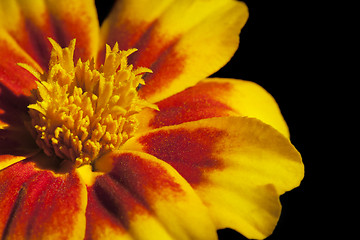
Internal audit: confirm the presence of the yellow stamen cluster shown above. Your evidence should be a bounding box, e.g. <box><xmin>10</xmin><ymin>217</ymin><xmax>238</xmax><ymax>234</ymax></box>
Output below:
<box><xmin>24</xmin><ymin>38</ymin><xmax>157</xmax><ymax>167</ymax></box>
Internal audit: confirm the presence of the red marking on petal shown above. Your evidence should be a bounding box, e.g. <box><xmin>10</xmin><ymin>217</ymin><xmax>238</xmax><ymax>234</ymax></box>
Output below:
<box><xmin>50</xmin><ymin>14</ymin><xmax>95</xmax><ymax>62</ymax></box>
<box><xmin>97</xmin><ymin>20</ymin><xmax>152</xmax><ymax>66</ymax></box>
<box><xmin>22</xmin><ymin>12</ymin><xmax>57</xmax><ymax>69</ymax></box>
<box><xmin>100</xmin><ymin>19</ymin><xmax>186</xmax><ymax>100</ymax></box>
<box><xmin>138</xmin><ymin>41</ymin><xmax>185</xmax><ymax>100</ymax></box>
<box><xmin>150</xmin><ymin>81</ymin><xmax>234</xmax><ymax>128</ymax></box>
<box><xmin>0</xmin><ymin>39</ymin><xmax>37</xmax><ymax>96</ymax></box>
<box><xmin>139</xmin><ymin>128</ymin><xmax>226</xmax><ymax>186</ymax></box>
<box><xmin>85</xmin><ymin>185</ymin><xmax>127</xmax><ymax>239</ymax></box>
<box><xmin>22</xmin><ymin>21</ymin><xmax>50</xmax><ymax>69</ymax></box>
<box><xmin>2</xmin><ymin>11</ymin><xmax>53</xmax><ymax>71</ymax></box>
<box><xmin>85</xmin><ymin>163</ymin><xmax>150</xmax><ymax>235</ymax></box>
<box><xmin>127</xmin><ymin>21</ymin><xmax>178</xmax><ymax>68</ymax></box>
<box><xmin>3</xmin><ymin>3</ymin><xmax>98</xmax><ymax>71</ymax></box>
<box><xmin>21</xmin><ymin>13</ymin><xmax>94</xmax><ymax>69</ymax></box>
<box><xmin>0</xmin><ymin>161</ymin><xmax>38</xmax><ymax>237</ymax></box>
<box><xmin>0</xmin><ymin>161</ymin><xmax>85</xmax><ymax>239</ymax></box>
<box><xmin>126</xmin><ymin>22</ymin><xmax>185</xmax><ymax>100</ymax></box>
<box><xmin>92</xmin><ymin>173</ymin><xmax>149</xmax><ymax>229</ymax></box>
<box><xmin>108</xmin><ymin>153</ymin><xmax>183</xmax><ymax>199</ymax></box>
<box><xmin>85</xmin><ymin>152</ymin><xmax>184</xmax><ymax>236</ymax></box>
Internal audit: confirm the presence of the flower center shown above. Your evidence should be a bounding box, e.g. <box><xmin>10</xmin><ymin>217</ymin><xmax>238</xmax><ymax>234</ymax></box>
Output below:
<box><xmin>22</xmin><ymin>38</ymin><xmax>157</xmax><ymax>167</ymax></box>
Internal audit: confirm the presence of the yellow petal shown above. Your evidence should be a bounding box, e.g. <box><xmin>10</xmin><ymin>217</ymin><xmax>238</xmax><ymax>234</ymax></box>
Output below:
<box><xmin>0</xmin><ymin>160</ymin><xmax>87</xmax><ymax>240</ymax></box>
<box><xmin>87</xmin><ymin>151</ymin><xmax>217</xmax><ymax>240</ymax></box>
<box><xmin>0</xmin><ymin>0</ymin><xmax>99</xmax><ymax>69</ymax></box>
<box><xmin>122</xmin><ymin>116</ymin><xmax>304</xmax><ymax>238</ymax></box>
<box><xmin>137</xmin><ymin>78</ymin><xmax>289</xmax><ymax>138</ymax></box>
<box><xmin>100</xmin><ymin>0</ymin><xmax>248</xmax><ymax>102</ymax></box>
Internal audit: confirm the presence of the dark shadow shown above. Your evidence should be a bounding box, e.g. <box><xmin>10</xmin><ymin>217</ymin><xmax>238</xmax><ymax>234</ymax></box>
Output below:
<box><xmin>0</xmin><ymin>82</ymin><xmax>30</xmax><ymax>126</ymax></box>
<box><xmin>0</xmin><ymin>83</ymin><xmax>38</xmax><ymax>157</ymax></box>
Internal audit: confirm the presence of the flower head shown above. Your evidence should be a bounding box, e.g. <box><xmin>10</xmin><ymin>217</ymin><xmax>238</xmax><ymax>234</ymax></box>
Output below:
<box><xmin>24</xmin><ymin>38</ymin><xmax>157</xmax><ymax>167</ymax></box>
<box><xmin>0</xmin><ymin>1</ymin><xmax>304</xmax><ymax>239</ymax></box>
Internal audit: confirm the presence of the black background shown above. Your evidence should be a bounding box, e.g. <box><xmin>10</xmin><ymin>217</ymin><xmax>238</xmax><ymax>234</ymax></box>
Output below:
<box><xmin>95</xmin><ymin>1</ymin><xmax>322</xmax><ymax>239</ymax></box>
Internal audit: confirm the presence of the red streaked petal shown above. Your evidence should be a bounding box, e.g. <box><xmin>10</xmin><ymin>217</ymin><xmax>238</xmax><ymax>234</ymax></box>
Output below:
<box><xmin>0</xmin><ymin>0</ymin><xmax>99</xmax><ymax>69</ymax></box>
<box><xmin>100</xmin><ymin>0</ymin><xmax>248</xmax><ymax>102</ymax></box>
<box><xmin>122</xmin><ymin>117</ymin><xmax>304</xmax><ymax>238</ymax></box>
<box><xmin>44</xmin><ymin>0</ymin><xmax>100</xmax><ymax>61</ymax></box>
<box><xmin>137</xmin><ymin>78</ymin><xmax>289</xmax><ymax>137</ymax></box>
<box><xmin>85</xmin><ymin>184</ymin><xmax>131</xmax><ymax>240</ymax></box>
<box><xmin>0</xmin><ymin>31</ymin><xmax>39</xmax><ymax>96</ymax></box>
<box><xmin>0</xmin><ymin>161</ymin><xmax>35</xmax><ymax>236</ymax></box>
<box><xmin>85</xmin><ymin>151</ymin><xmax>217</xmax><ymax>240</ymax></box>
<box><xmin>124</xmin><ymin>122</ymin><xmax>228</xmax><ymax>187</ymax></box>
<box><xmin>0</xmin><ymin>160</ymin><xmax>87</xmax><ymax>240</ymax></box>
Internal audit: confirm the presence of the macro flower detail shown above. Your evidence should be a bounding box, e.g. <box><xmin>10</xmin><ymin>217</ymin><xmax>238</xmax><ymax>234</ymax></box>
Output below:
<box><xmin>24</xmin><ymin>39</ymin><xmax>157</xmax><ymax>167</ymax></box>
<box><xmin>0</xmin><ymin>1</ymin><xmax>304</xmax><ymax>240</ymax></box>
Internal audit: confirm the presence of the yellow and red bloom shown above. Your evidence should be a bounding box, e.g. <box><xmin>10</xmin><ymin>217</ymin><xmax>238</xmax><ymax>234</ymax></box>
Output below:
<box><xmin>0</xmin><ymin>0</ymin><xmax>304</xmax><ymax>239</ymax></box>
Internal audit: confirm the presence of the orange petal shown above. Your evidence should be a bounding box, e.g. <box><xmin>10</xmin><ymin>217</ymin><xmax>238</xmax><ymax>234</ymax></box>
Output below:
<box><xmin>0</xmin><ymin>31</ymin><xmax>39</xmax><ymax>95</ymax></box>
<box><xmin>0</xmin><ymin>160</ymin><xmax>87</xmax><ymax>240</ymax></box>
<box><xmin>85</xmin><ymin>151</ymin><xmax>217</xmax><ymax>239</ymax></box>
<box><xmin>100</xmin><ymin>0</ymin><xmax>248</xmax><ymax>102</ymax></box>
<box><xmin>137</xmin><ymin>78</ymin><xmax>289</xmax><ymax>137</ymax></box>
<box><xmin>122</xmin><ymin>117</ymin><xmax>304</xmax><ymax>238</ymax></box>
<box><xmin>0</xmin><ymin>0</ymin><xmax>99</xmax><ymax>69</ymax></box>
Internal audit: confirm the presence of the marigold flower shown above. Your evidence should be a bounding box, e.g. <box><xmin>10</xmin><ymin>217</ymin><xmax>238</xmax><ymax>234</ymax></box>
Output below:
<box><xmin>0</xmin><ymin>1</ymin><xmax>304</xmax><ymax>240</ymax></box>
